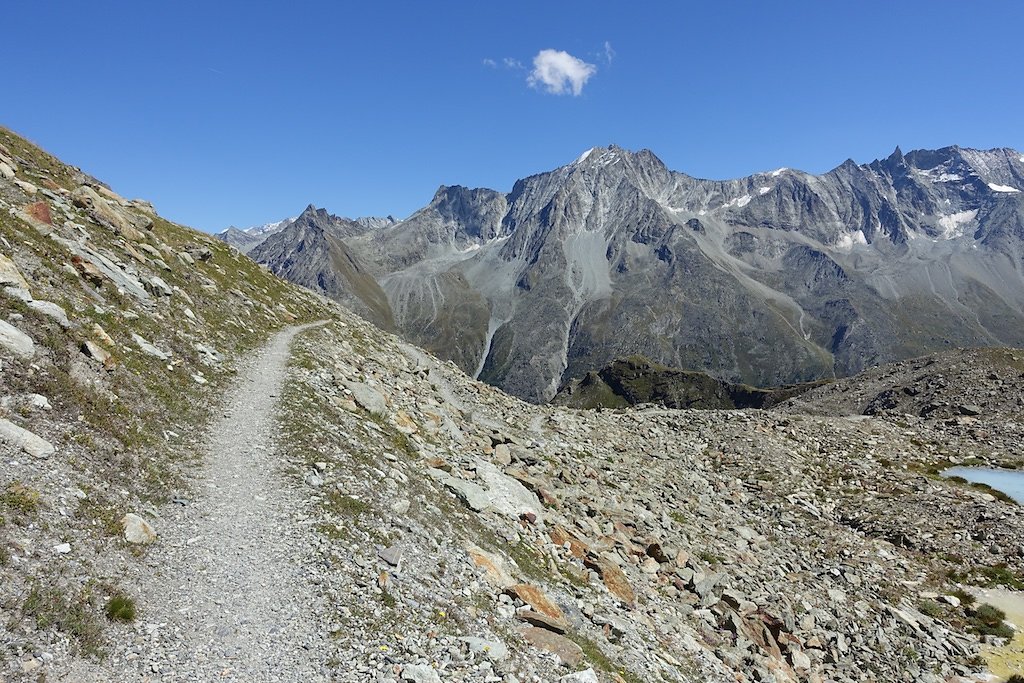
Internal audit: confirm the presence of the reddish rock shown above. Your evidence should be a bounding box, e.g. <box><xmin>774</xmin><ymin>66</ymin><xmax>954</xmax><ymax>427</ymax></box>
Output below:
<box><xmin>549</xmin><ymin>525</ymin><xmax>589</xmax><ymax>559</ymax></box>
<box><xmin>465</xmin><ymin>544</ymin><xmax>515</xmax><ymax>588</ymax></box>
<box><xmin>584</xmin><ymin>556</ymin><xmax>635</xmax><ymax>604</ymax></box>
<box><xmin>505</xmin><ymin>584</ymin><xmax>568</xmax><ymax>629</ymax></box>
<box><xmin>518</xmin><ymin>626</ymin><xmax>583</xmax><ymax>666</ymax></box>
<box><xmin>25</xmin><ymin>201</ymin><xmax>52</xmax><ymax>226</ymax></box>
<box><xmin>71</xmin><ymin>256</ymin><xmax>103</xmax><ymax>285</ymax></box>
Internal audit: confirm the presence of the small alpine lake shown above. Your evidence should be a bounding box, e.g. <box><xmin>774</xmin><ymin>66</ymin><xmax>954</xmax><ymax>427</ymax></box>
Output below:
<box><xmin>943</xmin><ymin>466</ymin><xmax>1024</xmax><ymax>504</ymax></box>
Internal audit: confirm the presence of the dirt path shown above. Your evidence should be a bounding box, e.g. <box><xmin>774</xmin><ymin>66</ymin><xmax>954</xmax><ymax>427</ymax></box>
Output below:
<box><xmin>71</xmin><ymin>324</ymin><xmax>329</xmax><ymax>682</ymax></box>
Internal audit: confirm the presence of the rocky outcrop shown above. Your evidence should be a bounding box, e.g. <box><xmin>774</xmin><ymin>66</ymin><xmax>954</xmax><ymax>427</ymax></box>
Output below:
<box><xmin>554</xmin><ymin>354</ymin><xmax>827</xmax><ymax>409</ymax></box>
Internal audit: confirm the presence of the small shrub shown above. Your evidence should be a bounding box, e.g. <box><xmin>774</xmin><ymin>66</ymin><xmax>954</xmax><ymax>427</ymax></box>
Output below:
<box><xmin>918</xmin><ymin>599</ymin><xmax>944</xmax><ymax>618</ymax></box>
<box><xmin>969</xmin><ymin>603</ymin><xmax>1014</xmax><ymax>639</ymax></box>
<box><xmin>104</xmin><ymin>594</ymin><xmax>136</xmax><ymax>622</ymax></box>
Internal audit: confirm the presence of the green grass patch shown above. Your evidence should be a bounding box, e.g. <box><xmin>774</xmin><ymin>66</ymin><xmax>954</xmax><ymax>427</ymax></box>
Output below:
<box><xmin>968</xmin><ymin>603</ymin><xmax>1014</xmax><ymax>639</ymax></box>
<box><xmin>104</xmin><ymin>593</ymin><xmax>136</xmax><ymax>622</ymax></box>
<box><xmin>21</xmin><ymin>583</ymin><xmax>106</xmax><ymax>657</ymax></box>
<box><xmin>2</xmin><ymin>482</ymin><xmax>43</xmax><ymax>518</ymax></box>
<box><xmin>565</xmin><ymin>632</ymin><xmax>645</xmax><ymax>683</ymax></box>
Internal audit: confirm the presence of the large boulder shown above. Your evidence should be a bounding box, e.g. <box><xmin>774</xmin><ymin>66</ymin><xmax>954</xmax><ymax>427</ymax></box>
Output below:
<box><xmin>0</xmin><ymin>418</ymin><xmax>55</xmax><ymax>458</ymax></box>
<box><xmin>71</xmin><ymin>185</ymin><xmax>146</xmax><ymax>241</ymax></box>
<box><xmin>0</xmin><ymin>254</ymin><xmax>29</xmax><ymax>289</ymax></box>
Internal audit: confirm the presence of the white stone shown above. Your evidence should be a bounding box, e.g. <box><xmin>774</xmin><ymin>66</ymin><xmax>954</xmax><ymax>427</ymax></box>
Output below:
<box><xmin>53</xmin><ymin>543</ymin><xmax>71</xmax><ymax>554</ymax></box>
<box><xmin>401</xmin><ymin>664</ymin><xmax>441</xmax><ymax>683</ymax></box>
<box><xmin>0</xmin><ymin>319</ymin><xmax>34</xmax><ymax>359</ymax></box>
<box><xmin>0</xmin><ymin>254</ymin><xmax>29</xmax><ymax>289</ymax></box>
<box><xmin>27</xmin><ymin>300</ymin><xmax>71</xmax><ymax>328</ymax></box>
<box><xmin>0</xmin><ymin>418</ymin><xmax>55</xmax><ymax>457</ymax></box>
<box><xmin>13</xmin><ymin>179</ymin><xmax>37</xmax><ymax>195</ymax></box>
<box><xmin>4</xmin><ymin>286</ymin><xmax>32</xmax><ymax>302</ymax></box>
<box><xmin>121</xmin><ymin>513</ymin><xmax>157</xmax><ymax>544</ymax></box>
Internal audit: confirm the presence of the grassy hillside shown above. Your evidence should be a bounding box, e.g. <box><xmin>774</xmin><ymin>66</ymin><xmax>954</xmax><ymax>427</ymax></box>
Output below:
<box><xmin>0</xmin><ymin>126</ymin><xmax>332</xmax><ymax>666</ymax></box>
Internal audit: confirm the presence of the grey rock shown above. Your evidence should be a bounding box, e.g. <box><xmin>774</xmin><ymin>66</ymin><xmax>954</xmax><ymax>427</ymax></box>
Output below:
<box><xmin>378</xmin><ymin>545</ymin><xmax>403</xmax><ymax>568</ymax></box>
<box><xmin>27</xmin><ymin>300</ymin><xmax>71</xmax><ymax>328</ymax></box>
<box><xmin>132</xmin><ymin>333</ymin><xmax>170</xmax><ymax>360</ymax></box>
<box><xmin>458</xmin><ymin>636</ymin><xmax>508</xmax><ymax>661</ymax></box>
<box><xmin>146</xmin><ymin>276</ymin><xmax>173</xmax><ymax>297</ymax></box>
<box><xmin>0</xmin><ymin>418</ymin><xmax>55</xmax><ymax>457</ymax></box>
<box><xmin>344</xmin><ymin>381</ymin><xmax>387</xmax><ymax>415</ymax></box>
<box><xmin>401</xmin><ymin>664</ymin><xmax>441</xmax><ymax>683</ymax></box>
<box><xmin>0</xmin><ymin>319</ymin><xmax>34</xmax><ymax>359</ymax></box>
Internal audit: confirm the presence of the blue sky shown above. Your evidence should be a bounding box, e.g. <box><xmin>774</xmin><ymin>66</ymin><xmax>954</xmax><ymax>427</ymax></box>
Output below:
<box><xmin>4</xmin><ymin>2</ymin><xmax>1023</xmax><ymax>231</ymax></box>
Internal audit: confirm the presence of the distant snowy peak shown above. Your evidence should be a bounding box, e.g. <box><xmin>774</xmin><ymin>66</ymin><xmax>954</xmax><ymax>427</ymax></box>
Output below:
<box><xmin>353</xmin><ymin>215</ymin><xmax>399</xmax><ymax>231</ymax></box>
<box><xmin>245</xmin><ymin>217</ymin><xmax>296</xmax><ymax>236</ymax></box>
<box><xmin>896</xmin><ymin>145</ymin><xmax>1024</xmax><ymax>192</ymax></box>
<box><xmin>216</xmin><ymin>217</ymin><xmax>296</xmax><ymax>254</ymax></box>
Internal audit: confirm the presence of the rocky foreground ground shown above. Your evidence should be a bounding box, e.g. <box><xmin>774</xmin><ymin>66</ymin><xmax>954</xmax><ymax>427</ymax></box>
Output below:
<box><xmin>2</xmin><ymin>126</ymin><xmax>1024</xmax><ymax>682</ymax></box>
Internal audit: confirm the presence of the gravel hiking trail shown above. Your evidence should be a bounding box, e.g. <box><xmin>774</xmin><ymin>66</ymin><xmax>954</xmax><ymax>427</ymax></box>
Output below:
<box><xmin>68</xmin><ymin>323</ymin><xmax>330</xmax><ymax>682</ymax></box>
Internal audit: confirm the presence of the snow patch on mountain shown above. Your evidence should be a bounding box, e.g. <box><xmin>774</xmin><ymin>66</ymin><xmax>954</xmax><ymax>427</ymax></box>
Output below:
<box><xmin>936</xmin><ymin>210</ymin><xmax>977</xmax><ymax>239</ymax></box>
<box><xmin>238</xmin><ymin>217</ymin><xmax>296</xmax><ymax>236</ymax></box>
<box><xmin>835</xmin><ymin>230</ymin><xmax>868</xmax><ymax>252</ymax></box>
<box><xmin>721</xmin><ymin>194</ymin><xmax>753</xmax><ymax>209</ymax></box>
<box><xmin>575</xmin><ymin>148</ymin><xmax>596</xmax><ymax>165</ymax></box>
<box><xmin>988</xmin><ymin>182</ymin><xmax>1020</xmax><ymax>193</ymax></box>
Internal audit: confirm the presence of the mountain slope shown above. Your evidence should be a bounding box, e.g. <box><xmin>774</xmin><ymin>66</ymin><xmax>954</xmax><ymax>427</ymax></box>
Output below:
<box><xmin>251</xmin><ymin>144</ymin><xmax>1024</xmax><ymax>403</ymax></box>
<box><xmin>3</xmin><ymin>125</ymin><xmax>1024</xmax><ymax>682</ymax></box>
<box><xmin>250</xmin><ymin>205</ymin><xmax>396</xmax><ymax>329</ymax></box>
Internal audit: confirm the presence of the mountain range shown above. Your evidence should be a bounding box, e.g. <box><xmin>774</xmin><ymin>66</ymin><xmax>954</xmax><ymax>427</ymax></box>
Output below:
<box><xmin>225</xmin><ymin>144</ymin><xmax>1024</xmax><ymax>402</ymax></box>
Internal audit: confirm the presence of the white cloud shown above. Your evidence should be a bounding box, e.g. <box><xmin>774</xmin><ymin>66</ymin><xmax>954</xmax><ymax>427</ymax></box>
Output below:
<box><xmin>603</xmin><ymin>41</ymin><xmax>615</xmax><ymax>64</ymax></box>
<box><xmin>482</xmin><ymin>58</ymin><xmax>497</xmax><ymax>68</ymax></box>
<box><xmin>527</xmin><ymin>49</ymin><xmax>597</xmax><ymax>96</ymax></box>
<box><xmin>503</xmin><ymin>57</ymin><xmax>524</xmax><ymax>70</ymax></box>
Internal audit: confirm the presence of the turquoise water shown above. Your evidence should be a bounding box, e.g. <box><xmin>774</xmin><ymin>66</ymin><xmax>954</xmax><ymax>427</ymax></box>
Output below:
<box><xmin>943</xmin><ymin>466</ymin><xmax>1024</xmax><ymax>504</ymax></box>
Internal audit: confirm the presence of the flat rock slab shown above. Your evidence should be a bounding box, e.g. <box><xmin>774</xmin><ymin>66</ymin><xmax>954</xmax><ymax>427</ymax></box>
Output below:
<box><xmin>0</xmin><ymin>319</ymin><xmax>34</xmax><ymax>360</ymax></box>
<box><xmin>0</xmin><ymin>418</ymin><xmax>54</xmax><ymax>458</ymax></box>
<box><xmin>506</xmin><ymin>584</ymin><xmax>568</xmax><ymax>630</ymax></box>
<box><xmin>344</xmin><ymin>381</ymin><xmax>387</xmax><ymax>415</ymax></box>
<box><xmin>519</xmin><ymin>626</ymin><xmax>583</xmax><ymax>667</ymax></box>
<box><xmin>401</xmin><ymin>663</ymin><xmax>442</xmax><ymax>683</ymax></box>
<box><xmin>466</xmin><ymin>543</ymin><xmax>516</xmax><ymax>588</ymax></box>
